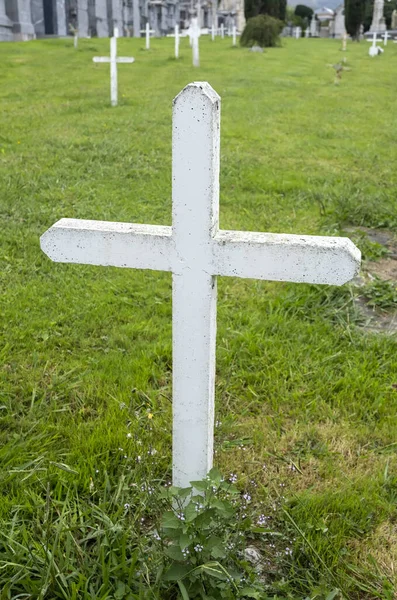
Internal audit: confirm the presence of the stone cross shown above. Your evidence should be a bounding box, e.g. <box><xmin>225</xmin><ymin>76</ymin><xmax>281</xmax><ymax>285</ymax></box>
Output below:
<box><xmin>141</xmin><ymin>24</ymin><xmax>155</xmax><ymax>49</ymax></box>
<box><xmin>191</xmin><ymin>18</ymin><xmax>200</xmax><ymax>67</ymax></box>
<box><xmin>40</xmin><ymin>82</ymin><xmax>361</xmax><ymax>488</ymax></box>
<box><xmin>92</xmin><ymin>28</ymin><xmax>135</xmax><ymax>107</ymax></box>
<box><xmin>232</xmin><ymin>25</ymin><xmax>237</xmax><ymax>46</ymax></box>
<box><xmin>175</xmin><ymin>24</ymin><xmax>179</xmax><ymax>58</ymax></box>
<box><xmin>368</xmin><ymin>32</ymin><xmax>381</xmax><ymax>56</ymax></box>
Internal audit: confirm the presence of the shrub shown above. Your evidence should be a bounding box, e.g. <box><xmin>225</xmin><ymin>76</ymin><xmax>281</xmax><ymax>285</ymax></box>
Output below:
<box><xmin>240</xmin><ymin>15</ymin><xmax>283</xmax><ymax>48</ymax></box>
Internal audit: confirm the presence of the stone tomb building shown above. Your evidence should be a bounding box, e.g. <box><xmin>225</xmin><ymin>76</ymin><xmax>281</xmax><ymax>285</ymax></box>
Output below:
<box><xmin>0</xmin><ymin>0</ymin><xmax>245</xmax><ymax>41</ymax></box>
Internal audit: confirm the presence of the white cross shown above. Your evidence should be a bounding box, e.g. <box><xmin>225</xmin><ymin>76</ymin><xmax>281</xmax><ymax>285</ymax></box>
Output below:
<box><xmin>383</xmin><ymin>30</ymin><xmax>389</xmax><ymax>45</ymax></box>
<box><xmin>368</xmin><ymin>32</ymin><xmax>381</xmax><ymax>56</ymax></box>
<box><xmin>92</xmin><ymin>28</ymin><xmax>134</xmax><ymax>107</ymax></box>
<box><xmin>220</xmin><ymin>23</ymin><xmax>225</xmax><ymax>39</ymax></box>
<box><xmin>175</xmin><ymin>24</ymin><xmax>180</xmax><ymax>58</ymax></box>
<box><xmin>342</xmin><ymin>33</ymin><xmax>347</xmax><ymax>51</ymax></box>
<box><xmin>141</xmin><ymin>23</ymin><xmax>155</xmax><ymax>50</ymax></box>
<box><xmin>74</xmin><ymin>30</ymin><xmax>78</xmax><ymax>49</ymax></box>
<box><xmin>211</xmin><ymin>23</ymin><xmax>215</xmax><ymax>41</ymax></box>
<box><xmin>295</xmin><ymin>26</ymin><xmax>301</xmax><ymax>39</ymax></box>
<box><xmin>191</xmin><ymin>18</ymin><xmax>200</xmax><ymax>67</ymax></box>
<box><xmin>40</xmin><ymin>82</ymin><xmax>361</xmax><ymax>488</ymax></box>
<box><xmin>232</xmin><ymin>25</ymin><xmax>237</xmax><ymax>46</ymax></box>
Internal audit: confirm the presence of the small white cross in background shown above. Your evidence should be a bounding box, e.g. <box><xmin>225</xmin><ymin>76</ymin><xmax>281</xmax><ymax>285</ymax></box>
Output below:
<box><xmin>92</xmin><ymin>28</ymin><xmax>134</xmax><ymax>106</ymax></box>
<box><xmin>368</xmin><ymin>32</ymin><xmax>383</xmax><ymax>56</ymax></box>
<box><xmin>191</xmin><ymin>18</ymin><xmax>200</xmax><ymax>67</ymax></box>
<box><xmin>382</xmin><ymin>30</ymin><xmax>389</xmax><ymax>45</ymax></box>
<box><xmin>141</xmin><ymin>23</ymin><xmax>155</xmax><ymax>50</ymax></box>
<box><xmin>41</xmin><ymin>82</ymin><xmax>361</xmax><ymax>488</ymax></box>
<box><xmin>232</xmin><ymin>25</ymin><xmax>237</xmax><ymax>46</ymax></box>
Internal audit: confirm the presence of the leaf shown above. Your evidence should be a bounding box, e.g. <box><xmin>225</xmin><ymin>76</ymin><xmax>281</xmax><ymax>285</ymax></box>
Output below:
<box><xmin>325</xmin><ymin>590</ymin><xmax>341</xmax><ymax>600</ymax></box>
<box><xmin>240</xmin><ymin>588</ymin><xmax>261</xmax><ymax>599</ymax></box>
<box><xmin>163</xmin><ymin>563</ymin><xmax>191</xmax><ymax>581</ymax></box>
<box><xmin>177</xmin><ymin>580</ymin><xmax>190</xmax><ymax>600</ymax></box>
<box><xmin>185</xmin><ymin>503</ymin><xmax>198</xmax><ymax>522</ymax></box>
<box><xmin>177</xmin><ymin>486</ymin><xmax>193</xmax><ymax>499</ymax></box>
<box><xmin>207</xmin><ymin>467</ymin><xmax>222</xmax><ymax>485</ymax></box>
<box><xmin>161</xmin><ymin>511</ymin><xmax>182</xmax><ymax>529</ymax></box>
<box><xmin>210</xmin><ymin>545</ymin><xmax>226</xmax><ymax>559</ymax></box>
<box><xmin>179</xmin><ymin>533</ymin><xmax>191</xmax><ymax>550</ymax></box>
<box><xmin>190</xmin><ymin>480</ymin><xmax>208</xmax><ymax>492</ymax></box>
<box><xmin>205</xmin><ymin>536</ymin><xmax>223</xmax><ymax>550</ymax></box>
<box><xmin>199</xmin><ymin>564</ymin><xmax>228</xmax><ymax>581</ymax></box>
<box><xmin>49</xmin><ymin>461</ymin><xmax>78</xmax><ymax>475</ymax></box>
<box><xmin>164</xmin><ymin>545</ymin><xmax>185</xmax><ymax>561</ymax></box>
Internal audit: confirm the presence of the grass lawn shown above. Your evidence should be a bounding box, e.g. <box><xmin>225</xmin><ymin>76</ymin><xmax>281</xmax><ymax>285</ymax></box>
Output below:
<box><xmin>0</xmin><ymin>35</ymin><xmax>397</xmax><ymax>599</ymax></box>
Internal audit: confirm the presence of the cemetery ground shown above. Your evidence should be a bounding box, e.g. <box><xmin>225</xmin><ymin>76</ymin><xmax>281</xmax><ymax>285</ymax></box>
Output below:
<box><xmin>0</xmin><ymin>35</ymin><xmax>397</xmax><ymax>599</ymax></box>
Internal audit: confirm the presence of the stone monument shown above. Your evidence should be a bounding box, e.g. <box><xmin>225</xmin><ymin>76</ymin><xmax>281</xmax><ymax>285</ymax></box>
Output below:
<box><xmin>0</xmin><ymin>0</ymin><xmax>13</xmax><ymax>40</ymax></box>
<box><xmin>370</xmin><ymin>0</ymin><xmax>386</xmax><ymax>33</ymax></box>
<box><xmin>392</xmin><ymin>9</ymin><xmax>397</xmax><ymax>30</ymax></box>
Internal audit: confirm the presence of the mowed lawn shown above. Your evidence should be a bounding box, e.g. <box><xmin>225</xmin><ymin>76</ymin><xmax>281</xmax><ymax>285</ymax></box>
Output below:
<box><xmin>1</xmin><ymin>35</ymin><xmax>397</xmax><ymax>598</ymax></box>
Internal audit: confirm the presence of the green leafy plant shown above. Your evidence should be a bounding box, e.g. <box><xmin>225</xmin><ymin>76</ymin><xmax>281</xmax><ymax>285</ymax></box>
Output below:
<box><xmin>364</xmin><ymin>277</ymin><xmax>397</xmax><ymax>310</ymax></box>
<box><xmin>140</xmin><ymin>468</ymin><xmax>271</xmax><ymax>599</ymax></box>
<box><xmin>240</xmin><ymin>15</ymin><xmax>283</xmax><ymax>48</ymax></box>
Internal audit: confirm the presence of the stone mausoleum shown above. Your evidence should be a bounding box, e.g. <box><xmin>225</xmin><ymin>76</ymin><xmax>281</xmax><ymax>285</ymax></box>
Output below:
<box><xmin>0</xmin><ymin>0</ymin><xmax>245</xmax><ymax>41</ymax></box>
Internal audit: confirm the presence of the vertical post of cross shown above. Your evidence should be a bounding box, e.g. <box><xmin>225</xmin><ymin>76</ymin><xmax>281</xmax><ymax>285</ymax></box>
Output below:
<box><xmin>175</xmin><ymin>24</ymin><xmax>179</xmax><ymax>58</ymax></box>
<box><xmin>171</xmin><ymin>83</ymin><xmax>220</xmax><ymax>487</ymax></box>
<box><xmin>110</xmin><ymin>33</ymin><xmax>118</xmax><ymax>107</ymax></box>
<box><xmin>232</xmin><ymin>25</ymin><xmax>236</xmax><ymax>46</ymax></box>
<box><xmin>146</xmin><ymin>22</ymin><xmax>150</xmax><ymax>49</ymax></box>
<box><xmin>192</xmin><ymin>18</ymin><xmax>200</xmax><ymax>67</ymax></box>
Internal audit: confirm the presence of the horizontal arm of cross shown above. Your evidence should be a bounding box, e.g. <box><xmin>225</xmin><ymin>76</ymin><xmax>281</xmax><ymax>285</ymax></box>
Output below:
<box><xmin>41</xmin><ymin>219</ymin><xmax>359</xmax><ymax>286</ymax></box>
<box><xmin>93</xmin><ymin>57</ymin><xmax>135</xmax><ymax>63</ymax></box>
<box><xmin>40</xmin><ymin>219</ymin><xmax>173</xmax><ymax>272</ymax></box>
<box><xmin>213</xmin><ymin>230</ymin><xmax>360</xmax><ymax>285</ymax></box>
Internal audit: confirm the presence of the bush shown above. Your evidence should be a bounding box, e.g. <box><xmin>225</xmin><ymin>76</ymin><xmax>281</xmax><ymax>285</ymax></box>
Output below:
<box><xmin>240</xmin><ymin>15</ymin><xmax>283</xmax><ymax>48</ymax></box>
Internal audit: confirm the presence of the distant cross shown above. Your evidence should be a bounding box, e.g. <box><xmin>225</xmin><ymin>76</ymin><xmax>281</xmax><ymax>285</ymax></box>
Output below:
<box><xmin>382</xmin><ymin>30</ymin><xmax>389</xmax><ymax>45</ymax></box>
<box><xmin>342</xmin><ymin>33</ymin><xmax>347</xmax><ymax>51</ymax></box>
<box><xmin>41</xmin><ymin>82</ymin><xmax>361</xmax><ymax>488</ymax></box>
<box><xmin>175</xmin><ymin>24</ymin><xmax>179</xmax><ymax>58</ymax></box>
<box><xmin>368</xmin><ymin>32</ymin><xmax>382</xmax><ymax>56</ymax></box>
<box><xmin>220</xmin><ymin>23</ymin><xmax>225</xmax><ymax>38</ymax></box>
<box><xmin>295</xmin><ymin>26</ymin><xmax>301</xmax><ymax>39</ymax></box>
<box><xmin>142</xmin><ymin>23</ymin><xmax>155</xmax><ymax>50</ymax></box>
<box><xmin>92</xmin><ymin>28</ymin><xmax>134</xmax><ymax>107</ymax></box>
<box><xmin>74</xmin><ymin>30</ymin><xmax>78</xmax><ymax>49</ymax></box>
<box><xmin>211</xmin><ymin>23</ymin><xmax>215</xmax><ymax>41</ymax></box>
<box><xmin>232</xmin><ymin>25</ymin><xmax>237</xmax><ymax>46</ymax></box>
<box><xmin>191</xmin><ymin>18</ymin><xmax>200</xmax><ymax>67</ymax></box>
<box><xmin>305</xmin><ymin>27</ymin><xmax>310</xmax><ymax>38</ymax></box>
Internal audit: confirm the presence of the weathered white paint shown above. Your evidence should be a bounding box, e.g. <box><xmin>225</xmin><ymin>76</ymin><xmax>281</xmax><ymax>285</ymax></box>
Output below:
<box><xmin>220</xmin><ymin>23</ymin><xmax>224</xmax><ymax>38</ymax></box>
<box><xmin>175</xmin><ymin>24</ymin><xmax>179</xmax><ymax>58</ymax></box>
<box><xmin>92</xmin><ymin>34</ymin><xmax>134</xmax><ymax>107</ymax></box>
<box><xmin>232</xmin><ymin>25</ymin><xmax>236</xmax><ymax>46</ymax></box>
<box><xmin>369</xmin><ymin>32</ymin><xmax>381</xmax><ymax>56</ymax></box>
<box><xmin>41</xmin><ymin>82</ymin><xmax>361</xmax><ymax>488</ymax></box>
<box><xmin>191</xmin><ymin>18</ymin><xmax>200</xmax><ymax>67</ymax></box>
<box><xmin>146</xmin><ymin>22</ymin><xmax>150</xmax><ymax>49</ymax></box>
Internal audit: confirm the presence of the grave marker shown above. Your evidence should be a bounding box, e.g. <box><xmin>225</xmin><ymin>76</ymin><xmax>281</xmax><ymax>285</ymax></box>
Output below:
<box><xmin>92</xmin><ymin>28</ymin><xmax>135</xmax><ymax>107</ymax></box>
<box><xmin>220</xmin><ymin>23</ymin><xmax>224</xmax><ymax>38</ymax></box>
<box><xmin>40</xmin><ymin>82</ymin><xmax>361</xmax><ymax>488</ymax></box>
<box><xmin>232</xmin><ymin>25</ymin><xmax>237</xmax><ymax>46</ymax></box>
<box><xmin>191</xmin><ymin>18</ymin><xmax>200</xmax><ymax>67</ymax></box>
<box><xmin>175</xmin><ymin>24</ymin><xmax>179</xmax><ymax>58</ymax></box>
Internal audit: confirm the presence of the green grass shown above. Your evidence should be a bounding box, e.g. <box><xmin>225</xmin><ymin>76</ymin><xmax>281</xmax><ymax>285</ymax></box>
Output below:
<box><xmin>0</xmin><ymin>35</ymin><xmax>397</xmax><ymax>598</ymax></box>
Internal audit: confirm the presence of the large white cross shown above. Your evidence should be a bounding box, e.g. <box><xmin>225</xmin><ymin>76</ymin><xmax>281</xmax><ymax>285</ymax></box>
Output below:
<box><xmin>40</xmin><ymin>83</ymin><xmax>361</xmax><ymax>488</ymax></box>
<box><xmin>93</xmin><ymin>28</ymin><xmax>135</xmax><ymax>107</ymax></box>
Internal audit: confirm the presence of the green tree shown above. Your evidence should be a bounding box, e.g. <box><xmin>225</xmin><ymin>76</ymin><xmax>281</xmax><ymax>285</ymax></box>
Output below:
<box><xmin>294</xmin><ymin>4</ymin><xmax>313</xmax><ymax>21</ymax></box>
<box><xmin>345</xmin><ymin>0</ymin><xmax>366</xmax><ymax>38</ymax></box>
<box><xmin>240</xmin><ymin>14</ymin><xmax>283</xmax><ymax>46</ymax></box>
<box><xmin>363</xmin><ymin>0</ymin><xmax>397</xmax><ymax>30</ymax></box>
<box><xmin>245</xmin><ymin>0</ymin><xmax>286</xmax><ymax>21</ymax></box>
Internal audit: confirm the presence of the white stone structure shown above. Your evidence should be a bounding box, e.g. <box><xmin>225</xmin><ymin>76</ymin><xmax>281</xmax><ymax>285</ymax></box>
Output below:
<box><xmin>370</xmin><ymin>0</ymin><xmax>386</xmax><ymax>33</ymax></box>
<box><xmin>92</xmin><ymin>31</ymin><xmax>134</xmax><ymax>106</ymax></box>
<box><xmin>41</xmin><ymin>82</ymin><xmax>360</xmax><ymax>488</ymax></box>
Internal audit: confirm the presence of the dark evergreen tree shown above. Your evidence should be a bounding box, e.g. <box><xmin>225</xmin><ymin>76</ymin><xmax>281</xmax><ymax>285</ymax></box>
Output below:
<box><xmin>294</xmin><ymin>4</ymin><xmax>313</xmax><ymax>21</ymax></box>
<box><xmin>345</xmin><ymin>0</ymin><xmax>366</xmax><ymax>38</ymax></box>
<box><xmin>245</xmin><ymin>0</ymin><xmax>287</xmax><ymax>21</ymax></box>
